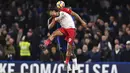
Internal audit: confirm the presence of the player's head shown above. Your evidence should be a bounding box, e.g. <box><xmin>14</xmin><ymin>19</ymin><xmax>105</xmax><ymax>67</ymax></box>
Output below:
<box><xmin>49</xmin><ymin>8</ymin><xmax>59</xmax><ymax>17</ymax></box>
<box><xmin>56</xmin><ymin>1</ymin><xmax>65</xmax><ymax>9</ymax></box>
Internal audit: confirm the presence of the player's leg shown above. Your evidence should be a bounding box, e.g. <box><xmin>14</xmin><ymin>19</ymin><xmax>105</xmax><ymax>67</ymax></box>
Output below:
<box><xmin>65</xmin><ymin>42</ymin><xmax>73</xmax><ymax>64</ymax></box>
<box><xmin>65</xmin><ymin>29</ymin><xmax>78</xmax><ymax>73</ymax></box>
<box><xmin>64</xmin><ymin>43</ymin><xmax>78</xmax><ymax>72</ymax></box>
<box><xmin>64</xmin><ymin>42</ymin><xmax>73</xmax><ymax>71</ymax></box>
<box><xmin>71</xmin><ymin>43</ymin><xmax>78</xmax><ymax>71</ymax></box>
<box><xmin>44</xmin><ymin>29</ymin><xmax>63</xmax><ymax>46</ymax></box>
<box><xmin>67</xmin><ymin>62</ymin><xmax>72</xmax><ymax>72</ymax></box>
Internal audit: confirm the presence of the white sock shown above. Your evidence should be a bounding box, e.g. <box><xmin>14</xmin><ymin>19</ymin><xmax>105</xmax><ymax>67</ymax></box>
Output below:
<box><xmin>68</xmin><ymin>63</ymin><xmax>71</xmax><ymax>71</ymax></box>
<box><xmin>64</xmin><ymin>61</ymin><xmax>71</xmax><ymax>72</ymax></box>
<box><xmin>72</xmin><ymin>58</ymin><xmax>78</xmax><ymax>70</ymax></box>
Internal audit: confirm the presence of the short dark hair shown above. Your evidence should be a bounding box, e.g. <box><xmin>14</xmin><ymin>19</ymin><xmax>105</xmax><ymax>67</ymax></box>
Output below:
<box><xmin>48</xmin><ymin>7</ymin><xmax>59</xmax><ymax>12</ymax></box>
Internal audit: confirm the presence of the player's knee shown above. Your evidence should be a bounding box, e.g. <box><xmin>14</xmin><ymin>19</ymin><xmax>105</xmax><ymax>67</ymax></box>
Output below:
<box><xmin>71</xmin><ymin>53</ymin><xmax>76</xmax><ymax>59</ymax></box>
<box><xmin>66</xmin><ymin>51</ymin><xmax>71</xmax><ymax>56</ymax></box>
<box><xmin>68</xmin><ymin>43</ymin><xmax>73</xmax><ymax>49</ymax></box>
<box><xmin>67</xmin><ymin>38</ymin><xmax>73</xmax><ymax>46</ymax></box>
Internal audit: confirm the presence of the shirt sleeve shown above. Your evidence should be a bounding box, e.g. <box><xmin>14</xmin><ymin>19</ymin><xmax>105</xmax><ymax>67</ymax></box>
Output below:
<box><xmin>60</xmin><ymin>8</ymin><xmax>72</xmax><ymax>14</ymax></box>
<box><xmin>55</xmin><ymin>12</ymin><xmax>65</xmax><ymax>21</ymax></box>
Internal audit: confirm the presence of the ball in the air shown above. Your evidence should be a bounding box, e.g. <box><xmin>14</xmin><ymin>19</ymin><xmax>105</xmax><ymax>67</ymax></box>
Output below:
<box><xmin>56</xmin><ymin>1</ymin><xmax>65</xmax><ymax>9</ymax></box>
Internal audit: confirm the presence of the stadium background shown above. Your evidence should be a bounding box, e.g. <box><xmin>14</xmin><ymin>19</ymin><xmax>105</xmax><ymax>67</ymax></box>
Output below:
<box><xmin>0</xmin><ymin>0</ymin><xmax>130</xmax><ymax>73</ymax></box>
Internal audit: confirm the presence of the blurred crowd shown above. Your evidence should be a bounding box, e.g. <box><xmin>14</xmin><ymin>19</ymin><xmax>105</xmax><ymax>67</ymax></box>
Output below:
<box><xmin>0</xmin><ymin>0</ymin><xmax>130</xmax><ymax>62</ymax></box>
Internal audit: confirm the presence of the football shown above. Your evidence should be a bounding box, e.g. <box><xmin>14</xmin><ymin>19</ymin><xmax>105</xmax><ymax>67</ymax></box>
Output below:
<box><xmin>56</xmin><ymin>1</ymin><xmax>65</xmax><ymax>9</ymax></box>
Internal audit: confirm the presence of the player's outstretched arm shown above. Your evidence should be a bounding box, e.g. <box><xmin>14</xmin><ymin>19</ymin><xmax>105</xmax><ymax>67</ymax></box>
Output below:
<box><xmin>71</xmin><ymin>11</ymin><xmax>87</xmax><ymax>28</ymax></box>
<box><xmin>48</xmin><ymin>18</ymin><xmax>56</xmax><ymax>29</ymax></box>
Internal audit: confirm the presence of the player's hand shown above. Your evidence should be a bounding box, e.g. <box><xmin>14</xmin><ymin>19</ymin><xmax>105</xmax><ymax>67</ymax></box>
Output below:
<box><xmin>47</xmin><ymin>32</ymin><xmax>51</xmax><ymax>36</ymax></box>
<box><xmin>48</xmin><ymin>18</ymin><xmax>56</xmax><ymax>29</ymax></box>
<box><xmin>81</xmin><ymin>20</ymin><xmax>87</xmax><ymax>28</ymax></box>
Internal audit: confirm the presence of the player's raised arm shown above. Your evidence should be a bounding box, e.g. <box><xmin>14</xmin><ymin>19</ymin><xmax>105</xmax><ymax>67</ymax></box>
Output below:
<box><xmin>56</xmin><ymin>1</ymin><xmax>87</xmax><ymax>28</ymax></box>
<box><xmin>48</xmin><ymin>10</ymin><xmax>60</xmax><ymax>29</ymax></box>
<box><xmin>70</xmin><ymin>11</ymin><xmax>87</xmax><ymax>28</ymax></box>
<box><xmin>48</xmin><ymin>18</ymin><xmax>56</xmax><ymax>29</ymax></box>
